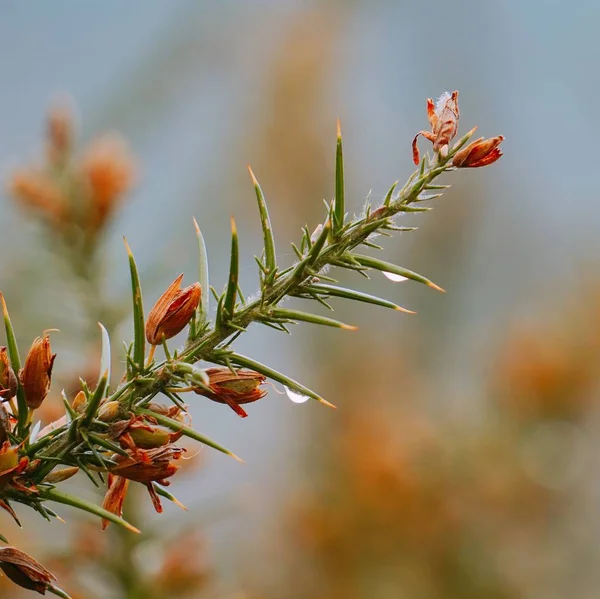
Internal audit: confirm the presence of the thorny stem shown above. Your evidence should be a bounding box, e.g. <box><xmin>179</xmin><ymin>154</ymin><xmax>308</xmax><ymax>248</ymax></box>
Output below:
<box><xmin>16</xmin><ymin>155</ymin><xmax>453</xmax><ymax>485</ymax></box>
<box><xmin>182</xmin><ymin>162</ymin><xmax>447</xmax><ymax>362</ymax></box>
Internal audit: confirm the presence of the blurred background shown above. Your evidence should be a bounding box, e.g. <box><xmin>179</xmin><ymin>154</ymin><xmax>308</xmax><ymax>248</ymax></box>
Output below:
<box><xmin>1</xmin><ymin>1</ymin><xmax>599</xmax><ymax>598</ymax></box>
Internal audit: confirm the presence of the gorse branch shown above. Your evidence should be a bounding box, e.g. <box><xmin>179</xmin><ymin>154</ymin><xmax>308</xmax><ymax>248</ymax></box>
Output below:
<box><xmin>0</xmin><ymin>90</ymin><xmax>503</xmax><ymax>597</ymax></box>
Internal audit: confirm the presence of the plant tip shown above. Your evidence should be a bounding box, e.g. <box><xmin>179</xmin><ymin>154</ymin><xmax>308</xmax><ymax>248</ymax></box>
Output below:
<box><xmin>247</xmin><ymin>164</ymin><xmax>258</xmax><ymax>186</ymax></box>
<box><xmin>192</xmin><ymin>216</ymin><xmax>200</xmax><ymax>235</ymax></box>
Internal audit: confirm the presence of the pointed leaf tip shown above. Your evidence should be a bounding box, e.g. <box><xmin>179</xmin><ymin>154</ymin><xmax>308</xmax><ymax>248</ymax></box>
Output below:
<box><xmin>341</xmin><ymin>324</ymin><xmax>359</xmax><ymax>331</ymax></box>
<box><xmin>247</xmin><ymin>164</ymin><xmax>258</xmax><ymax>186</ymax></box>
<box><xmin>123</xmin><ymin>236</ymin><xmax>133</xmax><ymax>255</ymax></box>
<box><xmin>336</xmin><ymin>118</ymin><xmax>342</xmax><ymax>139</ymax></box>
<box><xmin>428</xmin><ymin>281</ymin><xmax>446</xmax><ymax>293</ymax></box>
<box><xmin>192</xmin><ymin>216</ymin><xmax>200</xmax><ymax>235</ymax></box>
<box><xmin>395</xmin><ymin>306</ymin><xmax>417</xmax><ymax>314</ymax></box>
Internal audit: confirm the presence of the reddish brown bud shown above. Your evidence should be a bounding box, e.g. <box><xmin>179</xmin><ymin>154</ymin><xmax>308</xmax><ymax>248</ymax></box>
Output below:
<box><xmin>146</xmin><ymin>275</ymin><xmax>201</xmax><ymax>345</ymax></box>
<box><xmin>0</xmin><ymin>347</ymin><xmax>17</xmax><ymax>401</ymax></box>
<box><xmin>452</xmin><ymin>135</ymin><xmax>504</xmax><ymax>168</ymax></box>
<box><xmin>0</xmin><ymin>546</ymin><xmax>61</xmax><ymax>595</ymax></box>
<box><xmin>42</xmin><ymin>466</ymin><xmax>79</xmax><ymax>484</ymax></box>
<box><xmin>194</xmin><ymin>367</ymin><xmax>267</xmax><ymax>418</ymax></box>
<box><xmin>20</xmin><ymin>334</ymin><xmax>56</xmax><ymax>410</ymax></box>
<box><xmin>0</xmin><ymin>404</ymin><xmax>11</xmax><ymax>445</ymax></box>
<box><xmin>412</xmin><ymin>91</ymin><xmax>459</xmax><ymax>164</ymax></box>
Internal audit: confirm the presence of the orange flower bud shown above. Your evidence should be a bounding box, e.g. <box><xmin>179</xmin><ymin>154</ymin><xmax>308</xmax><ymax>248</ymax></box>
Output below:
<box><xmin>0</xmin><ymin>347</ymin><xmax>17</xmax><ymax>401</ymax></box>
<box><xmin>8</xmin><ymin>169</ymin><xmax>67</xmax><ymax>226</ymax></box>
<box><xmin>452</xmin><ymin>135</ymin><xmax>504</xmax><ymax>168</ymax></box>
<box><xmin>146</xmin><ymin>275</ymin><xmax>201</xmax><ymax>345</ymax></box>
<box><xmin>71</xmin><ymin>390</ymin><xmax>87</xmax><ymax>413</ymax></box>
<box><xmin>20</xmin><ymin>334</ymin><xmax>56</xmax><ymax>410</ymax></box>
<box><xmin>98</xmin><ymin>400</ymin><xmax>120</xmax><ymax>422</ymax></box>
<box><xmin>42</xmin><ymin>466</ymin><xmax>79</xmax><ymax>484</ymax></box>
<box><xmin>0</xmin><ymin>546</ymin><xmax>61</xmax><ymax>595</ymax></box>
<box><xmin>412</xmin><ymin>90</ymin><xmax>459</xmax><ymax>164</ymax></box>
<box><xmin>194</xmin><ymin>367</ymin><xmax>267</xmax><ymax>418</ymax></box>
<box><xmin>80</xmin><ymin>133</ymin><xmax>135</xmax><ymax>233</ymax></box>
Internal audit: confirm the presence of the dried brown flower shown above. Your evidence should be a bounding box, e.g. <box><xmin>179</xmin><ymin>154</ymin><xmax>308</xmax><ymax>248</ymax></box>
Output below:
<box><xmin>412</xmin><ymin>90</ymin><xmax>460</xmax><ymax>164</ymax></box>
<box><xmin>102</xmin><ymin>446</ymin><xmax>184</xmax><ymax>527</ymax></box>
<box><xmin>0</xmin><ymin>347</ymin><xmax>17</xmax><ymax>401</ymax></box>
<box><xmin>80</xmin><ymin>133</ymin><xmax>135</xmax><ymax>233</ymax></box>
<box><xmin>8</xmin><ymin>169</ymin><xmax>67</xmax><ymax>225</ymax></box>
<box><xmin>109</xmin><ymin>445</ymin><xmax>183</xmax><ymax>484</ymax></box>
<box><xmin>101</xmin><ymin>474</ymin><xmax>129</xmax><ymax>530</ymax></box>
<box><xmin>20</xmin><ymin>334</ymin><xmax>56</xmax><ymax>410</ymax></box>
<box><xmin>0</xmin><ymin>404</ymin><xmax>11</xmax><ymax>445</ymax></box>
<box><xmin>0</xmin><ymin>546</ymin><xmax>62</xmax><ymax>595</ymax></box>
<box><xmin>452</xmin><ymin>135</ymin><xmax>504</xmax><ymax>168</ymax></box>
<box><xmin>194</xmin><ymin>367</ymin><xmax>267</xmax><ymax>418</ymax></box>
<box><xmin>146</xmin><ymin>274</ymin><xmax>201</xmax><ymax>345</ymax></box>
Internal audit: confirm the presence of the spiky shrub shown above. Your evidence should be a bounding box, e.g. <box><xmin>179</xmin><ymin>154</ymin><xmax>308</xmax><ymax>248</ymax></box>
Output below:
<box><xmin>0</xmin><ymin>91</ymin><xmax>502</xmax><ymax>597</ymax></box>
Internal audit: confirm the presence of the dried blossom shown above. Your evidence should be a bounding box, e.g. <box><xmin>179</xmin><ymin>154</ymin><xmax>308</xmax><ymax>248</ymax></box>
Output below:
<box><xmin>109</xmin><ymin>445</ymin><xmax>183</xmax><ymax>484</ymax></box>
<box><xmin>101</xmin><ymin>474</ymin><xmax>129</xmax><ymax>530</ymax></box>
<box><xmin>412</xmin><ymin>90</ymin><xmax>460</xmax><ymax>164</ymax></box>
<box><xmin>101</xmin><ymin>446</ymin><xmax>184</xmax><ymax>527</ymax></box>
<box><xmin>0</xmin><ymin>347</ymin><xmax>17</xmax><ymax>401</ymax></box>
<box><xmin>0</xmin><ymin>405</ymin><xmax>10</xmax><ymax>445</ymax></box>
<box><xmin>20</xmin><ymin>334</ymin><xmax>56</xmax><ymax>410</ymax></box>
<box><xmin>146</xmin><ymin>274</ymin><xmax>201</xmax><ymax>345</ymax></box>
<box><xmin>452</xmin><ymin>135</ymin><xmax>504</xmax><ymax>168</ymax></box>
<box><xmin>80</xmin><ymin>133</ymin><xmax>135</xmax><ymax>233</ymax></box>
<box><xmin>8</xmin><ymin>170</ymin><xmax>67</xmax><ymax>225</ymax></box>
<box><xmin>194</xmin><ymin>367</ymin><xmax>267</xmax><ymax>418</ymax></box>
<box><xmin>0</xmin><ymin>546</ymin><xmax>64</xmax><ymax>595</ymax></box>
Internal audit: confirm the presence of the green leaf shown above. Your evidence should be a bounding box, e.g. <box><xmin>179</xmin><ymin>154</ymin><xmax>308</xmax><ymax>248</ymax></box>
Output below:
<box><xmin>351</xmin><ymin>253</ymin><xmax>445</xmax><ymax>292</ymax></box>
<box><xmin>223</xmin><ymin>217</ymin><xmax>239</xmax><ymax>319</ymax></box>
<box><xmin>123</xmin><ymin>238</ymin><xmax>145</xmax><ymax>373</ymax></box>
<box><xmin>306</xmin><ymin>219</ymin><xmax>331</xmax><ymax>266</ymax></box>
<box><xmin>152</xmin><ymin>483</ymin><xmax>187</xmax><ymax>511</ymax></box>
<box><xmin>47</xmin><ymin>584</ymin><xmax>73</xmax><ymax>599</ymax></box>
<box><xmin>383</xmin><ymin>180</ymin><xmax>398</xmax><ymax>207</ymax></box>
<box><xmin>305</xmin><ymin>283</ymin><xmax>415</xmax><ymax>314</ymax></box>
<box><xmin>333</xmin><ymin>120</ymin><xmax>345</xmax><ymax>234</ymax></box>
<box><xmin>81</xmin><ymin>370</ymin><xmax>109</xmax><ymax>429</ymax></box>
<box><xmin>193</xmin><ymin>218</ymin><xmax>210</xmax><ymax>321</ymax></box>
<box><xmin>137</xmin><ymin>408</ymin><xmax>243</xmax><ymax>462</ymax></box>
<box><xmin>0</xmin><ymin>292</ymin><xmax>27</xmax><ymax>436</ymax></box>
<box><xmin>39</xmin><ymin>486</ymin><xmax>140</xmax><ymax>533</ymax></box>
<box><xmin>269</xmin><ymin>308</ymin><xmax>358</xmax><ymax>330</ymax></box>
<box><xmin>248</xmin><ymin>166</ymin><xmax>277</xmax><ymax>277</ymax></box>
<box><xmin>229</xmin><ymin>352</ymin><xmax>336</xmax><ymax>409</ymax></box>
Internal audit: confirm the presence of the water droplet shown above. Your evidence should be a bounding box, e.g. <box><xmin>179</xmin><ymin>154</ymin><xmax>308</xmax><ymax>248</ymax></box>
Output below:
<box><xmin>383</xmin><ymin>271</ymin><xmax>408</xmax><ymax>283</ymax></box>
<box><xmin>285</xmin><ymin>386</ymin><xmax>310</xmax><ymax>404</ymax></box>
